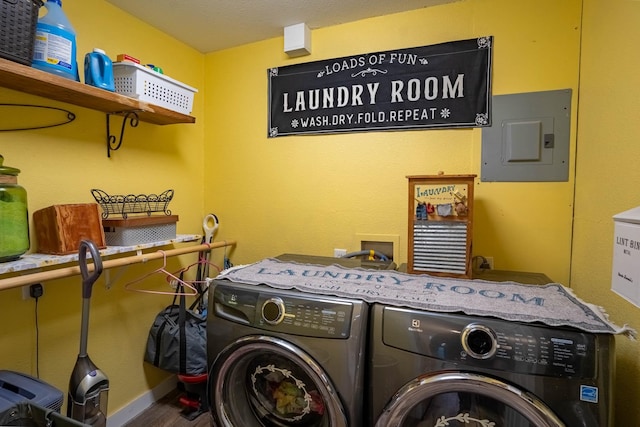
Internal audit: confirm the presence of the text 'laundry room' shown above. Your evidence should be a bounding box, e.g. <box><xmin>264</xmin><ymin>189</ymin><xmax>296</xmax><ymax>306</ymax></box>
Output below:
<box><xmin>1</xmin><ymin>0</ymin><xmax>640</xmax><ymax>426</ymax></box>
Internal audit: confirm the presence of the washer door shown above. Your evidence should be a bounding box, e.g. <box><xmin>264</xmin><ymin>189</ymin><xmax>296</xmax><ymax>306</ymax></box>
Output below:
<box><xmin>209</xmin><ymin>335</ymin><xmax>348</xmax><ymax>427</ymax></box>
<box><xmin>375</xmin><ymin>372</ymin><xmax>566</xmax><ymax>427</ymax></box>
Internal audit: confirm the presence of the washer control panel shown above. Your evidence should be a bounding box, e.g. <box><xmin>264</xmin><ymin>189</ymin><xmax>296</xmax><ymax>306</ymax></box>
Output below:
<box><xmin>213</xmin><ymin>282</ymin><xmax>353</xmax><ymax>339</ymax></box>
<box><xmin>262</xmin><ymin>297</ymin><xmax>287</xmax><ymax>325</ymax></box>
<box><xmin>383</xmin><ymin>306</ymin><xmax>600</xmax><ymax>378</ymax></box>
<box><xmin>461</xmin><ymin>323</ymin><xmax>499</xmax><ymax>360</ymax></box>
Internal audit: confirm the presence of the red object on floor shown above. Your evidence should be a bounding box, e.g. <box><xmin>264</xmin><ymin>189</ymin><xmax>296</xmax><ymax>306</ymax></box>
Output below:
<box><xmin>178</xmin><ymin>373</ymin><xmax>208</xmax><ymax>384</ymax></box>
<box><xmin>179</xmin><ymin>395</ymin><xmax>200</xmax><ymax>409</ymax></box>
<box><xmin>177</xmin><ymin>373</ymin><xmax>208</xmax><ymax>420</ymax></box>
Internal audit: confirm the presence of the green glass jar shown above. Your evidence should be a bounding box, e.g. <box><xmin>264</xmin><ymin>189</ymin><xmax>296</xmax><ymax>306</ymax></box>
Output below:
<box><xmin>0</xmin><ymin>155</ymin><xmax>30</xmax><ymax>262</ymax></box>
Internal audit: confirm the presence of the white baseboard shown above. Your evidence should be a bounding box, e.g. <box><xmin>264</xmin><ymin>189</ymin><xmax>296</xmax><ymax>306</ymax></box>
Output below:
<box><xmin>106</xmin><ymin>375</ymin><xmax>178</xmax><ymax>427</ymax></box>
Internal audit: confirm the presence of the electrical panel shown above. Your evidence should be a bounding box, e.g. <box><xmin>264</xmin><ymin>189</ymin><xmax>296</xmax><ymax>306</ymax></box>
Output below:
<box><xmin>481</xmin><ymin>89</ymin><xmax>571</xmax><ymax>182</ymax></box>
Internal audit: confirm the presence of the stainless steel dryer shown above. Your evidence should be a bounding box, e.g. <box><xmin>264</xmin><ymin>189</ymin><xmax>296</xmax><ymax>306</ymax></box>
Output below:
<box><xmin>207</xmin><ymin>279</ymin><xmax>368</xmax><ymax>427</ymax></box>
<box><xmin>368</xmin><ymin>304</ymin><xmax>615</xmax><ymax>427</ymax></box>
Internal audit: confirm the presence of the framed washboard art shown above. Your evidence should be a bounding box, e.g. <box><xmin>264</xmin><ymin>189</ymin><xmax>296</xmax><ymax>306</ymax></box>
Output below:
<box><xmin>407</xmin><ymin>174</ymin><xmax>476</xmax><ymax>278</ymax></box>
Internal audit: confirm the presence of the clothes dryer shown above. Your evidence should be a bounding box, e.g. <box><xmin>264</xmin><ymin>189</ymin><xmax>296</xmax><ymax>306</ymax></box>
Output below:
<box><xmin>207</xmin><ymin>279</ymin><xmax>368</xmax><ymax>427</ymax></box>
<box><xmin>368</xmin><ymin>304</ymin><xmax>615</xmax><ymax>427</ymax></box>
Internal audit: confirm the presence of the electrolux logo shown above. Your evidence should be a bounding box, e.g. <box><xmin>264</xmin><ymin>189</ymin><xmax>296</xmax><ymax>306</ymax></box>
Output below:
<box><xmin>408</xmin><ymin>318</ymin><xmax>423</xmax><ymax>332</ymax></box>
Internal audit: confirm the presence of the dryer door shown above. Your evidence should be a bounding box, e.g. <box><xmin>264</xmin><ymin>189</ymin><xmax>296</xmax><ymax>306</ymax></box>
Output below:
<box><xmin>375</xmin><ymin>372</ymin><xmax>566</xmax><ymax>427</ymax></box>
<box><xmin>209</xmin><ymin>335</ymin><xmax>348</xmax><ymax>427</ymax></box>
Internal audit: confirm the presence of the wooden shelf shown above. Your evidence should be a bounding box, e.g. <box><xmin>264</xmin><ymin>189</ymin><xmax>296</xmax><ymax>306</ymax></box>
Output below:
<box><xmin>0</xmin><ymin>58</ymin><xmax>196</xmax><ymax>125</ymax></box>
<box><xmin>0</xmin><ymin>234</ymin><xmax>200</xmax><ymax>276</ymax></box>
<box><xmin>0</xmin><ymin>236</ymin><xmax>237</xmax><ymax>291</ymax></box>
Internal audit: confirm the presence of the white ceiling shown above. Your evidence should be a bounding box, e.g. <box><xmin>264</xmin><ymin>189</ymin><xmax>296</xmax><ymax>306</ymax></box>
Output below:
<box><xmin>104</xmin><ymin>0</ymin><xmax>458</xmax><ymax>53</ymax></box>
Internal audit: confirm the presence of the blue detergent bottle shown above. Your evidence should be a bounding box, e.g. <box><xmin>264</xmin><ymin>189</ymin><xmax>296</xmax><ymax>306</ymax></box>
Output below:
<box><xmin>84</xmin><ymin>48</ymin><xmax>115</xmax><ymax>91</ymax></box>
<box><xmin>32</xmin><ymin>0</ymin><xmax>79</xmax><ymax>81</ymax></box>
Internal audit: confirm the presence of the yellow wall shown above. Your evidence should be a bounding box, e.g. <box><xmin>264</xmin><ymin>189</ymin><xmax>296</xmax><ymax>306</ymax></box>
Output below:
<box><xmin>205</xmin><ymin>0</ymin><xmax>581</xmax><ymax>283</ymax></box>
<box><xmin>2</xmin><ymin>0</ymin><xmax>640</xmax><ymax>424</ymax></box>
<box><xmin>0</xmin><ymin>0</ymin><xmax>206</xmax><ymax>416</ymax></box>
<box><xmin>574</xmin><ymin>0</ymin><xmax>640</xmax><ymax>423</ymax></box>
<box><xmin>204</xmin><ymin>0</ymin><xmax>640</xmax><ymax>423</ymax></box>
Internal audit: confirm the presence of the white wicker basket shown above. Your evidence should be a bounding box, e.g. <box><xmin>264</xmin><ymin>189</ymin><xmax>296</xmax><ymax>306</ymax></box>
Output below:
<box><xmin>104</xmin><ymin>222</ymin><xmax>177</xmax><ymax>246</ymax></box>
<box><xmin>113</xmin><ymin>62</ymin><xmax>197</xmax><ymax>114</ymax></box>
<box><xmin>102</xmin><ymin>215</ymin><xmax>178</xmax><ymax>246</ymax></box>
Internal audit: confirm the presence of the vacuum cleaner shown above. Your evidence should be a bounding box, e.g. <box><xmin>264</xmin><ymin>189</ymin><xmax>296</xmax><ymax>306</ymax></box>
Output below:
<box><xmin>67</xmin><ymin>240</ymin><xmax>109</xmax><ymax>427</ymax></box>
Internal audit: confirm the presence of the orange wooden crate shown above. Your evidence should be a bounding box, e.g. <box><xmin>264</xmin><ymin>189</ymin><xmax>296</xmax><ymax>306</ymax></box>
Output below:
<box><xmin>33</xmin><ymin>204</ymin><xmax>106</xmax><ymax>255</ymax></box>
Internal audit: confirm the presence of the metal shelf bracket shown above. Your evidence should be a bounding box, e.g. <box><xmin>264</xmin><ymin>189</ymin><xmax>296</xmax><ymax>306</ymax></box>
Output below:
<box><xmin>0</xmin><ymin>103</ymin><xmax>75</xmax><ymax>131</ymax></box>
<box><xmin>106</xmin><ymin>111</ymin><xmax>140</xmax><ymax>157</ymax></box>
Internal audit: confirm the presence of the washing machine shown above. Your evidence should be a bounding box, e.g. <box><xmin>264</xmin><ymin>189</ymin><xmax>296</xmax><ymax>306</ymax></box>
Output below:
<box><xmin>207</xmin><ymin>278</ymin><xmax>369</xmax><ymax>427</ymax></box>
<box><xmin>368</xmin><ymin>304</ymin><xmax>615</xmax><ymax>427</ymax></box>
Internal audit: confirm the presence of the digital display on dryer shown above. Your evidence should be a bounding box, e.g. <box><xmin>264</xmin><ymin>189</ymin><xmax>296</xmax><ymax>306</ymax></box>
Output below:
<box><xmin>383</xmin><ymin>307</ymin><xmax>598</xmax><ymax>378</ymax></box>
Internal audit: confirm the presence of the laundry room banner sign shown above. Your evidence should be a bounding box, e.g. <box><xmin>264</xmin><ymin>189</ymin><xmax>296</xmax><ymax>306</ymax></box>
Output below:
<box><xmin>267</xmin><ymin>36</ymin><xmax>493</xmax><ymax>137</ymax></box>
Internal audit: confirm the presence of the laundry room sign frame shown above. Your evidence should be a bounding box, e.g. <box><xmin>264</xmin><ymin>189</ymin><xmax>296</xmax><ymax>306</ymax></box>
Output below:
<box><xmin>267</xmin><ymin>36</ymin><xmax>493</xmax><ymax>137</ymax></box>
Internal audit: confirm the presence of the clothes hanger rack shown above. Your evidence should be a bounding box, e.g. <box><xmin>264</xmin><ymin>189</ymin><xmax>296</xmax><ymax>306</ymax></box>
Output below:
<box><xmin>0</xmin><ymin>240</ymin><xmax>236</xmax><ymax>291</ymax></box>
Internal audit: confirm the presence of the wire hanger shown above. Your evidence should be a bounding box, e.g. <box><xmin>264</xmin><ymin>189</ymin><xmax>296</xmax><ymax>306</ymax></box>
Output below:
<box><xmin>124</xmin><ymin>250</ymin><xmax>198</xmax><ymax>296</ymax></box>
<box><xmin>171</xmin><ymin>256</ymin><xmax>221</xmax><ymax>294</ymax></box>
<box><xmin>174</xmin><ymin>255</ymin><xmax>222</xmax><ymax>281</ymax></box>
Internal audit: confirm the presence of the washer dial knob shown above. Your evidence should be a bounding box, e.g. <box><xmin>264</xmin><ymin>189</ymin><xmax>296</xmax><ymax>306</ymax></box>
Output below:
<box><xmin>461</xmin><ymin>323</ymin><xmax>498</xmax><ymax>359</ymax></box>
<box><xmin>261</xmin><ymin>297</ymin><xmax>286</xmax><ymax>325</ymax></box>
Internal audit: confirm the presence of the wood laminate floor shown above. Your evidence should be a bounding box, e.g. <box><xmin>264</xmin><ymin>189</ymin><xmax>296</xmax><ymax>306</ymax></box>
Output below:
<box><xmin>122</xmin><ymin>389</ymin><xmax>210</xmax><ymax>427</ymax></box>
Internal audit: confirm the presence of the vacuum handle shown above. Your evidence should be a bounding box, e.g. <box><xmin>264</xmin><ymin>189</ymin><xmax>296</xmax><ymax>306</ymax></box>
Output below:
<box><xmin>79</xmin><ymin>239</ymin><xmax>103</xmax><ymax>299</ymax></box>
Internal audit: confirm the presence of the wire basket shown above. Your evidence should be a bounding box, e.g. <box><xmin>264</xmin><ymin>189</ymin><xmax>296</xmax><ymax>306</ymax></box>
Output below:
<box><xmin>91</xmin><ymin>189</ymin><xmax>174</xmax><ymax>219</ymax></box>
<box><xmin>0</xmin><ymin>0</ymin><xmax>43</xmax><ymax>66</ymax></box>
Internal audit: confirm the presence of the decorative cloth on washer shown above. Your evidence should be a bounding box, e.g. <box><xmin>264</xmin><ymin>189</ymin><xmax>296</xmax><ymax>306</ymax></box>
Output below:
<box><xmin>216</xmin><ymin>258</ymin><xmax>636</xmax><ymax>339</ymax></box>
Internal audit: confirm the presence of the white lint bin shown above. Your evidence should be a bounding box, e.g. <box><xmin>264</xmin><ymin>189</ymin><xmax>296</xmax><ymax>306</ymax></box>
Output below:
<box><xmin>612</xmin><ymin>206</ymin><xmax>640</xmax><ymax>306</ymax></box>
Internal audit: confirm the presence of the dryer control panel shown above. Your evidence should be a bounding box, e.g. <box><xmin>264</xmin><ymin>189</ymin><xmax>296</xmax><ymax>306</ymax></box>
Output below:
<box><xmin>383</xmin><ymin>306</ymin><xmax>602</xmax><ymax>378</ymax></box>
<box><xmin>212</xmin><ymin>281</ymin><xmax>354</xmax><ymax>339</ymax></box>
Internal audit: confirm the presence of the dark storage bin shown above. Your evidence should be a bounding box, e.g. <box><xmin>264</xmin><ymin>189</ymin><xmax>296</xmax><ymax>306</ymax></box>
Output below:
<box><xmin>0</xmin><ymin>402</ymin><xmax>90</xmax><ymax>426</ymax></box>
<box><xmin>0</xmin><ymin>0</ymin><xmax>42</xmax><ymax>66</ymax></box>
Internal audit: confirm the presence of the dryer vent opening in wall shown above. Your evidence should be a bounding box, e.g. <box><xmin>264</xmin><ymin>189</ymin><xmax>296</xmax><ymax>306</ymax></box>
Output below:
<box><xmin>361</xmin><ymin>241</ymin><xmax>394</xmax><ymax>261</ymax></box>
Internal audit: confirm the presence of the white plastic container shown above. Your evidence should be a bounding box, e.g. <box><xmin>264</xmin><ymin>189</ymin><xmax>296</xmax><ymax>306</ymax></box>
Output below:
<box><xmin>102</xmin><ymin>216</ymin><xmax>178</xmax><ymax>246</ymax></box>
<box><xmin>32</xmin><ymin>0</ymin><xmax>78</xmax><ymax>81</ymax></box>
<box><xmin>112</xmin><ymin>62</ymin><xmax>197</xmax><ymax>114</ymax></box>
